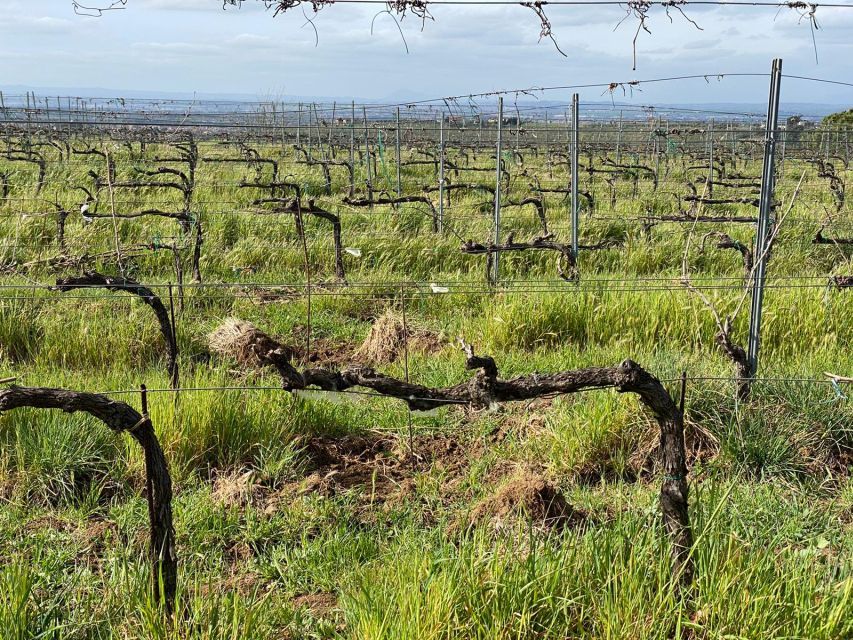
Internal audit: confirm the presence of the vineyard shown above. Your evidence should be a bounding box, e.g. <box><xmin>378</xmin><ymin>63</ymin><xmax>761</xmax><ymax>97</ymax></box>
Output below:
<box><xmin>1</xmin><ymin>80</ymin><xmax>852</xmax><ymax>638</ymax></box>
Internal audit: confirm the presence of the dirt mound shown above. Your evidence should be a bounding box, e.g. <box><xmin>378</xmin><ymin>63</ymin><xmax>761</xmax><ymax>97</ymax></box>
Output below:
<box><xmin>23</xmin><ymin>514</ymin><xmax>74</xmax><ymax>534</ymax></box>
<box><xmin>354</xmin><ymin>309</ymin><xmax>443</xmax><ymax>364</ymax></box>
<box><xmin>301</xmin><ymin>337</ymin><xmax>356</xmax><ymax>368</ymax></box>
<box><xmin>291</xmin><ymin>592</ymin><xmax>338</xmax><ymax>617</ymax></box>
<box><xmin>263</xmin><ymin>432</ymin><xmax>471</xmax><ymax>514</ymax></box>
<box><xmin>208</xmin><ymin>318</ymin><xmax>294</xmax><ymax>368</ymax></box>
<box><xmin>287</xmin><ymin>326</ymin><xmax>358</xmax><ymax>367</ymax></box>
<box><xmin>208</xmin><ymin>318</ymin><xmax>356</xmax><ymax>370</ymax></box>
<box><xmin>302</xmin><ymin>435</ymin><xmax>398</xmax><ymax>495</ymax></box>
<box><xmin>77</xmin><ymin>519</ymin><xmax>119</xmax><ymax>563</ymax></box>
<box><xmin>198</xmin><ymin>572</ymin><xmax>266</xmax><ymax>599</ymax></box>
<box><xmin>464</xmin><ymin>469</ymin><xmax>585</xmax><ymax>533</ymax></box>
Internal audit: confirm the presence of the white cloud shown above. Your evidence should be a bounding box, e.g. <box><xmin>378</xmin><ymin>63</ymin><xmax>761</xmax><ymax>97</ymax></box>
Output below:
<box><xmin>131</xmin><ymin>41</ymin><xmax>223</xmax><ymax>53</ymax></box>
<box><xmin>0</xmin><ymin>12</ymin><xmax>78</xmax><ymax>32</ymax></box>
<box><xmin>226</xmin><ymin>32</ymin><xmax>275</xmax><ymax>47</ymax></box>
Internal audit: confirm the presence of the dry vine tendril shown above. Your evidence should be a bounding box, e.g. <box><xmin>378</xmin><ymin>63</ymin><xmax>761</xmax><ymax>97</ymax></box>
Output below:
<box><xmin>369</xmin><ymin>1</ymin><xmax>436</xmax><ymax>54</ymax></box>
<box><xmin>521</xmin><ymin>2</ymin><xmax>568</xmax><ymax>57</ymax></box>
<box><xmin>777</xmin><ymin>1</ymin><xmax>820</xmax><ymax>63</ymax></box>
<box><xmin>73</xmin><ymin>0</ymin><xmax>824</xmax><ymax>70</ymax></box>
<box><xmin>615</xmin><ymin>0</ymin><xmax>703</xmax><ymax>71</ymax></box>
<box><xmin>222</xmin><ymin>0</ymin><xmax>336</xmax><ymax>14</ymax></box>
<box><xmin>386</xmin><ymin>0</ymin><xmax>435</xmax><ymax>27</ymax></box>
<box><xmin>71</xmin><ymin>0</ymin><xmax>127</xmax><ymax>16</ymax></box>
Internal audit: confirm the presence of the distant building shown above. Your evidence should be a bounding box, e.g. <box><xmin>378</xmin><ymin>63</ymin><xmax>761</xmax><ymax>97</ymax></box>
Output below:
<box><xmin>485</xmin><ymin>116</ymin><xmax>522</xmax><ymax>127</ymax></box>
<box><xmin>783</xmin><ymin>114</ymin><xmax>813</xmax><ymax>143</ymax></box>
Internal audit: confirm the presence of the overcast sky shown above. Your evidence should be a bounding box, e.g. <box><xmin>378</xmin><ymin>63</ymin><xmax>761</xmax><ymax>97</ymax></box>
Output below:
<box><xmin>0</xmin><ymin>0</ymin><xmax>851</xmax><ymax>105</ymax></box>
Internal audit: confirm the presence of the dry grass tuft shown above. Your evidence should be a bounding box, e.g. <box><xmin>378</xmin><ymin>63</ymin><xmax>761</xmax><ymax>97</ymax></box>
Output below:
<box><xmin>354</xmin><ymin>309</ymin><xmax>443</xmax><ymax>365</ymax></box>
<box><xmin>208</xmin><ymin>318</ymin><xmax>292</xmax><ymax>368</ymax></box>
<box><xmin>212</xmin><ymin>469</ymin><xmax>260</xmax><ymax>509</ymax></box>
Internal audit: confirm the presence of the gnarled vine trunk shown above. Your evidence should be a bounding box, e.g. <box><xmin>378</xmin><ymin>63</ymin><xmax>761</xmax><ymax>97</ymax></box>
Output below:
<box><xmin>0</xmin><ymin>386</ymin><xmax>177</xmax><ymax>610</ymax></box>
<box><xmin>53</xmin><ymin>273</ymin><xmax>179</xmax><ymax>390</ymax></box>
<box><xmin>220</xmin><ymin>322</ymin><xmax>695</xmax><ymax>588</ymax></box>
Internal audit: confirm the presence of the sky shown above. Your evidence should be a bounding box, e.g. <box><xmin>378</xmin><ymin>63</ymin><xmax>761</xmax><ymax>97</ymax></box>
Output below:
<box><xmin>0</xmin><ymin>0</ymin><xmax>852</xmax><ymax>106</ymax></box>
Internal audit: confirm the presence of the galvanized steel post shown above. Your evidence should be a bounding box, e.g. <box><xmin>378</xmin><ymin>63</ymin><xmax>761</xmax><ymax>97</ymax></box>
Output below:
<box><xmin>708</xmin><ymin>118</ymin><xmax>715</xmax><ymax>199</ymax></box>
<box><xmin>439</xmin><ymin>112</ymin><xmax>445</xmax><ymax>233</ymax></box>
<box><xmin>493</xmin><ymin>97</ymin><xmax>504</xmax><ymax>284</ymax></box>
<box><xmin>396</xmin><ymin>107</ymin><xmax>402</xmax><ymax>197</ymax></box>
<box><xmin>571</xmin><ymin>94</ymin><xmax>579</xmax><ymax>261</ymax></box>
<box><xmin>363</xmin><ymin>106</ymin><xmax>372</xmax><ymax>204</ymax></box>
<box><xmin>747</xmin><ymin>58</ymin><xmax>783</xmax><ymax>379</ymax></box>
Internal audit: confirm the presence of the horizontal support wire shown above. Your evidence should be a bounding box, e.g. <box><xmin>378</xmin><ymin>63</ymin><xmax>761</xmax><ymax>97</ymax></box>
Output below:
<box><xmin>24</xmin><ymin>376</ymin><xmax>841</xmax><ymax>401</ymax></box>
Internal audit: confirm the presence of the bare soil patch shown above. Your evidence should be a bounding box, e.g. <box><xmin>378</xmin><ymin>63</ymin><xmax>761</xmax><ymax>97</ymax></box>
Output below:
<box><xmin>462</xmin><ymin>468</ymin><xmax>587</xmax><ymax>533</ymax></box>
<box><xmin>291</xmin><ymin>592</ymin><xmax>338</xmax><ymax>617</ymax></box>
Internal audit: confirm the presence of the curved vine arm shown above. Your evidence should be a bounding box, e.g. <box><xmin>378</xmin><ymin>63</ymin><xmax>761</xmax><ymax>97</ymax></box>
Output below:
<box><xmin>0</xmin><ymin>386</ymin><xmax>177</xmax><ymax>610</ymax></box>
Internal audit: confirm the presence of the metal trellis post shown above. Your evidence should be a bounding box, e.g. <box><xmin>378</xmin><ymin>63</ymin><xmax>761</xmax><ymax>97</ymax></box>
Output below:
<box><xmin>363</xmin><ymin>106</ymin><xmax>372</xmax><ymax>205</ymax></box>
<box><xmin>350</xmin><ymin>101</ymin><xmax>355</xmax><ymax>190</ymax></box>
<box><xmin>515</xmin><ymin>106</ymin><xmax>520</xmax><ymax>154</ymax></box>
<box><xmin>571</xmin><ymin>93</ymin><xmax>579</xmax><ymax>261</ymax></box>
<box><xmin>396</xmin><ymin>106</ymin><xmax>402</xmax><ymax>197</ymax></box>
<box><xmin>616</xmin><ymin>111</ymin><xmax>623</xmax><ymax>164</ymax></box>
<box><xmin>654</xmin><ymin>128</ymin><xmax>661</xmax><ymax>191</ymax></box>
<box><xmin>439</xmin><ymin>112</ymin><xmax>445</xmax><ymax>233</ymax></box>
<box><xmin>306</xmin><ymin>103</ymin><xmax>312</xmax><ymax>159</ymax></box>
<box><xmin>747</xmin><ymin>58</ymin><xmax>783</xmax><ymax>380</ymax></box>
<box><xmin>707</xmin><ymin>118</ymin><xmax>714</xmax><ymax>199</ymax></box>
<box><xmin>493</xmin><ymin>97</ymin><xmax>504</xmax><ymax>284</ymax></box>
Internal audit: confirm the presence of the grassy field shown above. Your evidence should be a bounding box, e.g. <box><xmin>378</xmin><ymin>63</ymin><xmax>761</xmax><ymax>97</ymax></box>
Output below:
<box><xmin>1</xmin><ymin>128</ymin><xmax>852</xmax><ymax>638</ymax></box>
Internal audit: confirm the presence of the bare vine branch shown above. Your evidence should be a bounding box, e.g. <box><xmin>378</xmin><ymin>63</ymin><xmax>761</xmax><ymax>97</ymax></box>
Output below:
<box><xmin>71</xmin><ymin>0</ymin><xmax>127</xmax><ymax>16</ymax></box>
<box><xmin>521</xmin><ymin>2</ymin><xmax>568</xmax><ymax>57</ymax></box>
<box><xmin>614</xmin><ymin>0</ymin><xmax>703</xmax><ymax>70</ymax></box>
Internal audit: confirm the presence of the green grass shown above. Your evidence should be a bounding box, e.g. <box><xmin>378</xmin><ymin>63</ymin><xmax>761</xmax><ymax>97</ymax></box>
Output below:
<box><xmin>0</xmin><ymin>133</ymin><xmax>851</xmax><ymax>638</ymax></box>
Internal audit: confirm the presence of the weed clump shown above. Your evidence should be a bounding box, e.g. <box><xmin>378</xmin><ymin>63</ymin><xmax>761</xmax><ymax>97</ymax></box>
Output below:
<box><xmin>465</xmin><ymin>468</ymin><xmax>585</xmax><ymax>533</ymax></box>
<box><xmin>354</xmin><ymin>309</ymin><xmax>443</xmax><ymax>364</ymax></box>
